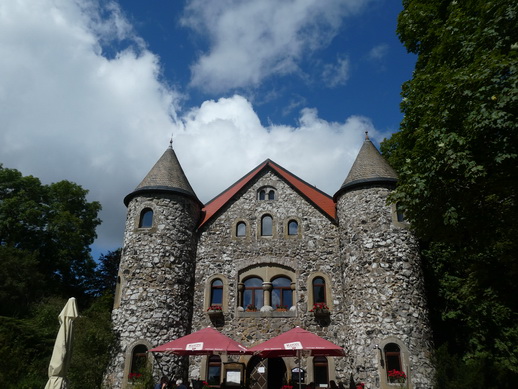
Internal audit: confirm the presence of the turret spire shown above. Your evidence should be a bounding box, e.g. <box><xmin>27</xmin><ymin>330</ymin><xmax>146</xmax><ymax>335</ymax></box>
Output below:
<box><xmin>334</xmin><ymin>136</ymin><xmax>398</xmax><ymax>198</ymax></box>
<box><xmin>124</xmin><ymin>146</ymin><xmax>200</xmax><ymax>206</ymax></box>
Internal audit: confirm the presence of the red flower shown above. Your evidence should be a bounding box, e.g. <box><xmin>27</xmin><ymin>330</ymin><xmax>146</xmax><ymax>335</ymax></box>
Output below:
<box><xmin>388</xmin><ymin>369</ymin><xmax>407</xmax><ymax>382</ymax></box>
<box><xmin>309</xmin><ymin>302</ymin><xmax>329</xmax><ymax>312</ymax></box>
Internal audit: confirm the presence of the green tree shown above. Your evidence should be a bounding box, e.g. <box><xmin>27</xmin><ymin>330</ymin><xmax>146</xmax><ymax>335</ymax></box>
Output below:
<box><xmin>0</xmin><ymin>165</ymin><xmax>102</xmax><ymax>314</ymax></box>
<box><xmin>89</xmin><ymin>249</ymin><xmax>121</xmax><ymax>297</ymax></box>
<box><xmin>68</xmin><ymin>294</ymin><xmax>117</xmax><ymax>389</ymax></box>
<box><xmin>382</xmin><ymin>0</ymin><xmax>518</xmax><ymax>386</ymax></box>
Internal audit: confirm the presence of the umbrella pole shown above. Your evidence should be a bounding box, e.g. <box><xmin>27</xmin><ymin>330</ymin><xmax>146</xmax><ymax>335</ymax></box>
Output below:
<box><xmin>298</xmin><ymin>350</ymin><xmax>302</xmax><ymax>389</ymax></box>
<box><xmin>151</xmin><ymin>352</ymin><xmax>168</xmax><ymax>381</ymax></box>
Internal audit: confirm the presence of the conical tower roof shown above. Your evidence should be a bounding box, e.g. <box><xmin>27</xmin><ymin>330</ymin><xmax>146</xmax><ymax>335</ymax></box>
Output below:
<box><xmin>124</xmin><ymin>141</ymin><xmax>200</xmax><ymax>206</ymax></box>
<box><xmin>334</xmin><ymin>134</ymin><xmax>398</xmax><ymax>199</ymax></box>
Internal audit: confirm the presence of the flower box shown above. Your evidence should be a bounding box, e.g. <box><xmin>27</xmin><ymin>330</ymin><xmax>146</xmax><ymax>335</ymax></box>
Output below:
<box><xmin>313</xmin><ymin>308</ymin><xmax>330</xmax><ymax>317</ymax></box>
<box><xmin>207</xmin><ymin>306</ymin><xmax>223</xmax><ymax>318</ymax></box>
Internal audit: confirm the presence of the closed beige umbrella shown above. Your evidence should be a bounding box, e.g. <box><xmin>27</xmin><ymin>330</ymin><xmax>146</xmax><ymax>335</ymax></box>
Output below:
<box><xmin>44</xmin><ymin>297</ymin><xmax>78</xmax><ymax>389</ymax></box>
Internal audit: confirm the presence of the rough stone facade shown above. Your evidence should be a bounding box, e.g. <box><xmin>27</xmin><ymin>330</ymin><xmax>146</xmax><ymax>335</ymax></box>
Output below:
<box><xmin>105</xmin><ymin>194</ymin><xmax>200</xmax><ymax>388</ymax></box>
<box><xmin>336</xmin><ymin>186</ymin><xmax>434</xmax><ymax>388</ymax></box>
<box><xmin>105</xmin><ymin>139</ymin><xmax>434</xmax><ymax>389</ymax></box>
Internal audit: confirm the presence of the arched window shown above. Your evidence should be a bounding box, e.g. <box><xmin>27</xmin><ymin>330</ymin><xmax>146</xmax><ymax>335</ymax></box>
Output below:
<box><xmin>130</xmin><ymin>344</ymin><xmax>148</xmax><ymax>378</ymax></box>
<box><xmin>258</xmin><ymin>187</ymin><xmax>276</xmax><ymax>200</ymax></box>
<box><xmin>288</xmin><ymin>220</ymin><xmax>298</xmax><ymax>235</ymax></box>
<box><xmin>384</xmin><ymin>343</ymin><xmax>402</xmax><ymax>380</ymax></box>
<box><xmin>272</xmin><ymin>276</ymin><xmax>292</xmax><ymax>308</ymax></box>
<box><xmin>243</xmin><ymin>277</ymin><xmax>264</xmax><ymax>309</ymax></box>
<box><xmin>312</xmin><ymin>277</ymin><xmax>326</xmax><ymax>304</ymax></box>
<box><xmin>313</xmin><ymin>357</ymin><xmax>328</xmax><ymax>387</ymax></box>
<box><xmin>138</xmin><ymin>208</ymin><xmax>153</xmax><ymax>228</ymax></box>
<box><xmin>210</xmin><ymin>279</ymin><xmax>223</xmax><ymax>306</ymax></box>
<box><xmin>207</xmin><ymin>355</ymin><xmax>222</xmax><ymax>385</ymax></box>
<box><xmin>261</xmin><ymin>215</ymin><xmax>273</xmax><ymax>236</ymax></box>
<box><xmin>236</xmin><ymin>221</ymin><xmax>246</xmax><ymax>237</ymax></box>
<box><xmin>291</xmin><ymin>368</ymin><xmax>305</xmax><ymax>386</ymax></box>
<box><xmin>396</xmin><ymin>203</ymin><xmax>406</xmax><ymax>223</ymax></box>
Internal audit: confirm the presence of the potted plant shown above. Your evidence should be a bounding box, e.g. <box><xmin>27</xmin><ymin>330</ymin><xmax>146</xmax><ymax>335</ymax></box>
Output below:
<box><xmin>246</xmin><ymin>304</ymin><xmax>258</xmax><ymax>312</ymax></box>
<box><xmin>310</xmin><ymin>302</ymin><xmax>330</xmax><ymax>317</ymax></box>
<box><xmin>276</xmin><ymin>304</ymin><xmax>288</xmax><ymax>311</ymax></box>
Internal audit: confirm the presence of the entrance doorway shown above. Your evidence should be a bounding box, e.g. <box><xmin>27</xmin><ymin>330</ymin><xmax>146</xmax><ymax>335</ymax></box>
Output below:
<box><xmin>268</xmin><ymin>358</ymin><xmax>286</xmax><ymax>389</ymax></box>
<box><xmin>247</xmin><ymin>356</ymin><xmax>287</xmax><ymax>389</ymax></box>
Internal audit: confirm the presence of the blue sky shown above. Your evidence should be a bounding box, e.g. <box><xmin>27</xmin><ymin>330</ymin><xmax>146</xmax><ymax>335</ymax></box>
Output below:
<box><xmin>0</xmin><ymin>0</ymin><xmax>415</xmax><ymax>256</ymax></box>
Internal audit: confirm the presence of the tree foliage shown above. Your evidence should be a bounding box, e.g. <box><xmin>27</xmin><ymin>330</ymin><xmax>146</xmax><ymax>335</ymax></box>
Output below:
<box><xmin>0</xmin><ymin>165</ymin><xmax>102</xmax><ymax>315</ymax></box>
<box><xmin>382</xmin><ymin>0</ymin><xmax>518</xmax><ymax>385</ymax></box>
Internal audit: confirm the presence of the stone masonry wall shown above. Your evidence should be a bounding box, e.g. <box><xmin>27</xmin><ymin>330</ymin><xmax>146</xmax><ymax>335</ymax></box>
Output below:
<box><xmin>104</xmin><ymin>193</ymin><xmax>200</xmax><ymax>388</ymax></box>
<box><xmin>337</xmin><ymin>185</ymin><xmax>434</xmax><ymax>389</ymax></box>
<box><xmin>191</xmin><ymin>170</ymin><xmax>350</xmax><ymax>383</ymax></box>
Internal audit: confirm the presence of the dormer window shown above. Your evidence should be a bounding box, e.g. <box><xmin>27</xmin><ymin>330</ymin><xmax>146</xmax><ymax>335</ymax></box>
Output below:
<box><xmin>257</xmin><ymin>186</ymin><xmax>276</xmax><ymax>200</ymax></box>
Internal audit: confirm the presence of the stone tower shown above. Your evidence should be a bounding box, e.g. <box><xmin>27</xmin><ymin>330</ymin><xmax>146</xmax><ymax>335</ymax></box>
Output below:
<box><xmin>105</xmin><ymin>141</ymin><xmax>202</xmax><ymax>388</ymax></box>
<box><xmin>334</xmin><ymin>135</ymin><xmax>434</xmax><ymax>389</ymax></box>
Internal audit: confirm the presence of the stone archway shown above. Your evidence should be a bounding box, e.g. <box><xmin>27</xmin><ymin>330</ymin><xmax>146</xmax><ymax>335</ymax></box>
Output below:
<box><xmin>267</xmin><ymin>358</ymin><xmax>286</xmax><ymax>389</ymax></box>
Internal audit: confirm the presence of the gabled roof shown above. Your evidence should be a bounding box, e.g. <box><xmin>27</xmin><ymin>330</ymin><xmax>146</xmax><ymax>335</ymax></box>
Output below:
<box><xmin>124</xmin><ymin>142</ymin><xmax>201</xmax><ymax>206</ymax></box>
<box><xmin>334</xmin><ymin>135</ymin><xmax>398</xmax><ymax>199</ymax></box>
<box><xmin>198</xmin><ymin>159</ymin><xmax>336</xmax><ymax>229</ymax></box>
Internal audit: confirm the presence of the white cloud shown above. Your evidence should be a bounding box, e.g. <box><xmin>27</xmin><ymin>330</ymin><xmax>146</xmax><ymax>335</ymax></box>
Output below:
<box><xmin>174</xmin><ymin>95</ymin><xmax>378</xmax><ymax>204</ymax></box>
<box><xmin>322</xmin><ymin>56</ymin><xmax>350</xmax><ymax>87</ymax></box>
<box><xmin>0</xmin><ymin>0</ymin><xmax>384</xmax><ymax>255</ymax></box>
<box><xmin>0</xmin><ymin>0</ymin><xmax>178</xmax><ymax>251</ymax></box>
<box><xmin>181</xmin><ymin>0</ymin><xmax>370</xmax><ymax>93</ymax></box>
<box><xmin>368</xmin><ymin>43</ymin><xmax>389</xmax><ymax>60</ymax></box>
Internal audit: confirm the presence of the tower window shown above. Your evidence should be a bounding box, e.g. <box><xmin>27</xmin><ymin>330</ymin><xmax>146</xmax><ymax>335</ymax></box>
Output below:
<box><xmin>243</xmin><ymin>277</ymin><xmax>264</xmax><ymax>309</ymax></box>
<box><xmin>312</xmin><ymin>277</ymin><xmax>326</xmax><ymax>305</ymax></box>
<box><xmin>138</xmin><ymin>208</ymin><xmax>153</xmax><ymax>228</ymax></box>
<box><xmin>210</xmin><ymin>279</ymin><xmax>223</xmax><ymax>306</ymax></box>
<box><xmin>130</xmin><ymin>344</ymin><xmax>148</xmax><ymax>378</ymax></box>
<box><xmin>268</xmin><ymin>190</ymin><xmax>275</xmax><ymax>200</ymax></box>
<box><xmin>259</xmin><ymin>190</ymin><xmax>266</xmax><ymax>200</ymax></box>
<box><xmin>236</xmin><ymin>221</ymin><xmax>247</xmax><ymax>237</ymax></box>
<box><xmin>384</xmin><ymin>343</ymin><xmax>403</xmax><ymax>380</ymax></box>
<box><xmin>288</xmin><ymin>220</ymin><xmax>298</xmax><ymax>235</ymax></box>
<box><xmin>261</xmin><ymin>215</ymin><xmax>273</xmax><ymax>236</ymax></box>
<box><xmin>272</xmin><ymin>276</ymin><xmax>292</xmax><ymax>308</ymax></box>
<box><xmin>396</xmin><ymin>203</ymin><xmax>406</xmax><ymax>223</ymax></box>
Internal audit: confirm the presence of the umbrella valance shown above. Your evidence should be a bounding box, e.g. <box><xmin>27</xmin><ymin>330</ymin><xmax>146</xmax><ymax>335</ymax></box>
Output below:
<box><xmin>248</xmin><ymin>326</ymin><xmax>345</xmax><ymax>358</ymax></box>
<box><xmin>150</xmin><ymin>327</ymin><xmax>251</xmax><ymax>355</ymax></box>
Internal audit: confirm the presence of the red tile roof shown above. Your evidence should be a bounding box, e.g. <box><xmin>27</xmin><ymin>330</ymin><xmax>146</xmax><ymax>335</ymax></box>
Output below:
<box><xmin>198</xmin><ymin>159</ymin><xmax>336</xmax><ymax>229</ymax></box>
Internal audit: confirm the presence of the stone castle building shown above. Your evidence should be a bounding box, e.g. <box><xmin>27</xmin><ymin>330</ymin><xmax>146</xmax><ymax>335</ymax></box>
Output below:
<box><xmin>104</xmin><ymin>135</ymin><xmax>434</xmax><ymax>389</ymax></box>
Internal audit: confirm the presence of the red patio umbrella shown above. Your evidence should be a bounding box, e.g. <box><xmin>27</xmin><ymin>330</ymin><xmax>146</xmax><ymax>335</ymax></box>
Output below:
<box><xmin>149</xmin><ymin>327</ymin><xmax>251</xmax><ymax>355</ymax></box>
<box><xmin>248</xmin><ymin>327</ymin><xmax>345</xmax><ymax>389</ymax></box>
<box><xmin>248</xmin><ymin>326</ymin><xmax>345</xmax><ymax>358</ymax></box>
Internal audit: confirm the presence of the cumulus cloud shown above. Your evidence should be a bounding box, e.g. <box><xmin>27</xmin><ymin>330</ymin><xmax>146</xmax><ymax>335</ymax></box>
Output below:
<box><xmin>0</xmin><ymin>0</ymin><xmax>179</xmax><ymax>250</ymax></box>
<box><xmin>174</xmin><ymin>95</ymin><xmax>377</xmax><ymax>204</ymax></box>
<box><xmin>0</xmin><ymin>0</ymin><xmax>384</xmax><ymax>254</ymax></box>
<box><xmin>181</xmin><ymin>0</ymin><xmax>369</xmax><ymax>93</ymax></box>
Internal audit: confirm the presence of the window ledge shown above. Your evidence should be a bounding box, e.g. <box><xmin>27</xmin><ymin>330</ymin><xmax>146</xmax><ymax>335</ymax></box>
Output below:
<box><xmin>237</xmin><ymin>310</ymin><xmax>296</xmax><ymax>318</ymax></box>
